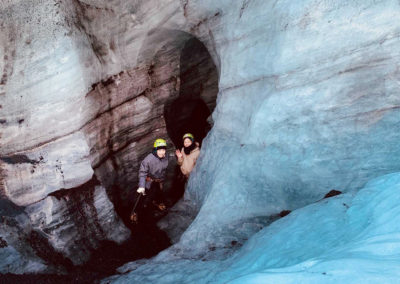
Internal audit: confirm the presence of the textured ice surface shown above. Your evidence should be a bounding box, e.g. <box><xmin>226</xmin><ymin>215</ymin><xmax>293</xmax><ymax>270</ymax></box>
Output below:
<box><xmin>106</xmin><ymin>1</ymin><xmax>400</xmax><ymax>282</ymax></box>
<box><xmin>0</xmin><ymin>245</ymin><xmax>47</xmax><ymax>274</ymax></box>
<box><xmin>107</xmin><ymin>172</ymin><xmax>400</xmax><ymax>283</ymax></box>
<box><xmin>176</xmin><ymin>0</ymin><xmax>400</xmax><ymax>256</ymax></box>
<box><xmin>2</xmin><ymin>0</ymin><xmax>400</xmax><ymax>277</ymax></box>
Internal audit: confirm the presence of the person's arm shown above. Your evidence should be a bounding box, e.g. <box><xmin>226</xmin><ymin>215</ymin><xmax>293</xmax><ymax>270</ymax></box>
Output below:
<box><xmin>138</xmin><ymin>157</ymin><xmax>149</xmax><ymax>189</ymax></box>
<box><xmin>176</xmin><ymin>149</ymin><xmax>184</xmax><ymax>165</ymax></box>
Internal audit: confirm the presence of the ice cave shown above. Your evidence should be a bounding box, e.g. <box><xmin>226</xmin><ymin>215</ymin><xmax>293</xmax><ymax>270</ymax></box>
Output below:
<box><xmin>1</xmin><ymin>0</ymin><xmax>400</xmax><ymax>283</ymax></box>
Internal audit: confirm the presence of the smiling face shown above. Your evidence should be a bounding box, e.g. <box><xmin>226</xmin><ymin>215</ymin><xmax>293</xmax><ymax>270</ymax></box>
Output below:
<box><xmin>183</xmin><ymin>138</ymin><xmax>193</xmax><ymax>148</ymax></box>
<box><xmin>156</xmin><ymin>148</ymin><xmax>166</xmax><ymax>158</ymax></box>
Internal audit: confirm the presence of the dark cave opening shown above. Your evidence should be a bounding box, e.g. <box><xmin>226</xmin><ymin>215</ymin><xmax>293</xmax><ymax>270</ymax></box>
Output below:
<box><xmin>107</xmin><ymin>34</ymin><xmax>219</xmax><ymax>274</ymax></box>
<box><xmin>109</xmin><ymin>33</ymin><xmax>219</xmax><ymax>222</ymax></box>
<box><xmin>165</xmin><ymin>97</ymin><xmax>211</xmax><ymax>150</ymax></box>
<box><xmin>164</xmin><ymin>36</ymin><xmax>218</xmax><ymax>150</ymax></box>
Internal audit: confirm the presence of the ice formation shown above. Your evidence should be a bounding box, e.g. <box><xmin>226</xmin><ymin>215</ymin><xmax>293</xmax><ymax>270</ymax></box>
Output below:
<box><xmin>106</xmin><ymin>1</ymin><xmax>400</xmax><ymax>282</ymax></box>
<box><xmin>1</xmin><ymin>0</ymin><xmax>400</xmax><ymax>282</ymax></box>
<box><xmin>108</xmin><ymin>173</ymin><xmax>400</xmax><ymax>283</ymax></box>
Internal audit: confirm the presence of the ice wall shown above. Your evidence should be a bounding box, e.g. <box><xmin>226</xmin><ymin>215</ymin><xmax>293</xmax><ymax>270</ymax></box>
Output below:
<box><xmin>109</xmin><ymin>0</ymin><xmax>400</xmax><ymax>282</ymax></box>
<box><xmin>1</xmin><ymin>0</ymin><xmax>400</xmax><ymax>279</ymax></box>
<box><xmin>0</xmin><ymin>0</ymin><xmax>219</xmax><ymax>270</ymax></box>
<box><xmin>179</xmin><ymin>0</ymin><xmax>400</xmax><ymax>253</ymax></box>
<box><xmin>0</xmin><ymin>0</ymin><xmax>191</xmax><ymax>269</ymax></box>
<box><xmin>109</xmin><ymin>172</ymin><xmax>400</xmax><ymax>283</ymax></box>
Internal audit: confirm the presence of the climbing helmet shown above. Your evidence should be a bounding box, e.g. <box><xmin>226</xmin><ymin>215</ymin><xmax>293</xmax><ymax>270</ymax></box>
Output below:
<box><xmin>153</xmin><ymin>138</ymin><xmax>167</xmax><ymax>149</ymax></box>
<box><xmin>183</xmin><ymin>133</ymin><xmax>194</xmax><ymax>141</ymax></box>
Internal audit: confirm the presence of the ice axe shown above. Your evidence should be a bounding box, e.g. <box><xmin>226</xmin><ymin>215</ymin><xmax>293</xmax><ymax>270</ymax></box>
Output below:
<box><xmin>130</xmin><ymin>193</ymin><xmax>142</xmax><ymax>223</ymax></box>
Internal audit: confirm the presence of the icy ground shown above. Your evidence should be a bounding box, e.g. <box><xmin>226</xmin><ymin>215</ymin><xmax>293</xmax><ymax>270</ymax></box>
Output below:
<box><xmin>105</xmin><ymin>172</ymin><xmax>400</xmax><ymax>283</ymax></box>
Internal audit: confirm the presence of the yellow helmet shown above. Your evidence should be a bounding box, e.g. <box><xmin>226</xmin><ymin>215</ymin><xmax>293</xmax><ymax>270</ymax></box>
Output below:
<box><xmin>183</xmin><ymin>133</ymin><xmax>194</xmax><ymax>141</ymax></box>
<box><xmin>153</xmin><ymin>138</ymin><xmax>167</xmax><ymax>148</ymax></box>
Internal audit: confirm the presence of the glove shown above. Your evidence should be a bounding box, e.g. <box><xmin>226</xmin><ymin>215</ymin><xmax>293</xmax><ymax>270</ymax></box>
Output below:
<box><xmin>137</xmin><ymin>187</ymin><xmax>146</xmax><ymax>195</ymax></box>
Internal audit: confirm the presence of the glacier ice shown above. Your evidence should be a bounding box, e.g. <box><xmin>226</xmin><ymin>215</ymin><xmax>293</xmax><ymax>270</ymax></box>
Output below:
<box><xmin>107</xmin><ymin>172</ymin><xmax>400</xmax><ymax>283</ymax></box>
<box><xmin>2</xmin><ymin>0</ymin><xmax>400</xmax><ymax>279</ymax></box>
<box><xmin>175</xmin><ymin>0</ymin><xmax>400</xmax><ymax>257</ymax></box>
<box><xmin>105</xmin><ymin>1</ymin><xmax>400</xmax><ymax>281</ymax></box>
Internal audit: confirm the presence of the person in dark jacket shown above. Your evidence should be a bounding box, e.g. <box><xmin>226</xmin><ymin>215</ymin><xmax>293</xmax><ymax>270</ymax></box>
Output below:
<box><xmin>131</xmin><ymin>138</ymin><xmax>169</xmax><ymax>223</ymax></box>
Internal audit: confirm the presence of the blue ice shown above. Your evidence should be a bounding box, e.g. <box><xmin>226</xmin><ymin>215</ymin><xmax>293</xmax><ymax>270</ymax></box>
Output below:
<box><xmin>107</xmin><ymin>172</ymin><xmax>400</xmax><ymax>283</ymax></box>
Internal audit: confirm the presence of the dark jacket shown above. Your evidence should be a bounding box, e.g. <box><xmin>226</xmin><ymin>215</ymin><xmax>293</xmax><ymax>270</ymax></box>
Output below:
<box><xmin>138</xmin><ymin>153</ymin><xmax>168</xmax><ymax>189</ymax></box>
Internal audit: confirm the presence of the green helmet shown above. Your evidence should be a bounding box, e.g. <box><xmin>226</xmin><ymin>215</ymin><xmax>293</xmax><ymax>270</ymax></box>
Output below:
<box><xmin>183</xmin><ymin>133</ymin><xmax>194</xmax><ymax>141</ymax></box>
<box><xmin>153</xmin><ymin>138</ymin><xmax>167</xmax><ymax>149</ymax></box>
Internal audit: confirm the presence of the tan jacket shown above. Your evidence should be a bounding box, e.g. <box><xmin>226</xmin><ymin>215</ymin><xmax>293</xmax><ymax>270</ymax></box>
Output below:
<box><xmin>177</xmin><ymin>143</ymin><xmax>200</xmax><ymax>177</ymax></box>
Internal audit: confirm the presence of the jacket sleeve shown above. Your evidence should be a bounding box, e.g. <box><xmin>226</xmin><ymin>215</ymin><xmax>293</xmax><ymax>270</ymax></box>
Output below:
<box><xmin>138</xmin><ymin>157</ymin><xmax>149</xmax><ymax>188</ymax></box>
<box><xmin>177</xmin><ymin>148</ymin><xmax>184</xmax><ymax>165</ymax></box>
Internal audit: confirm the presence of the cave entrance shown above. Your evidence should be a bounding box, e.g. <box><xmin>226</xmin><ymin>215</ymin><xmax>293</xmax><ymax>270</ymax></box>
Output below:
<box><xmin>78</xmin><ymin>31</ymin><xmax>219</xmax><ymax>276</ymax></box>
<box><xmin>165</xmin><ymin>97</ymin><xmax>211</xmax><ymax>149</ymax></box>
<box><xmin>157</xmin><ymin>34</ymin><xmax>219</xmax><ymax>203</ymax></box>
<box><xmin>164</xmin><ymin>36</ymin><xmax>218</xmax><ymax>149</ymax></box>
<box><xmin>93</xmin><ymin>30</ymin><xmax>219</xmax><ymax>226</ymax></box>
<box><xmin>112</xmin><ymin>31</ymin><xmax>219</xmax><ymax>267</ymax></box>
<box><xmin>138</xmin><ymin>30</ymin><xmax>219</xmax><ymax>203</ymax></box>
<box><xmin>139</xmin><ymin>30</ymin><xmax>219</xmax><ymax>150</ymax></box>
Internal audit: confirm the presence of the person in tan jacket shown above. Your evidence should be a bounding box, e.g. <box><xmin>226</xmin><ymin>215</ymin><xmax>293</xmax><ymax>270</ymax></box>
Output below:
<box><xmin>175</xmin><ymin>133</ymin><xmax>200</xmax><ymax>178</ymax></box>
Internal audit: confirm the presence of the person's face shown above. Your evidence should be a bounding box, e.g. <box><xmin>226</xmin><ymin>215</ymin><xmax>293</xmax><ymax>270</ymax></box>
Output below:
<box><xmin>183</xmin><ymin>138</ymin><xmax>193</xmax><ymax>148</ymax></box>
<box><xmin>157</xmin><ymin>149</ymin><xmax>166</xmax><ymax>158</ymax></box>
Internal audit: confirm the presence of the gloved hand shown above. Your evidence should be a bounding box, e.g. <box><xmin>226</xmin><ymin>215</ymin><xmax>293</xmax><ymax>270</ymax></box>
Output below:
<box><xmin>137</xmin><ymin>187</ymin><xmax>146</xmax><ymax>195</ymax></box>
